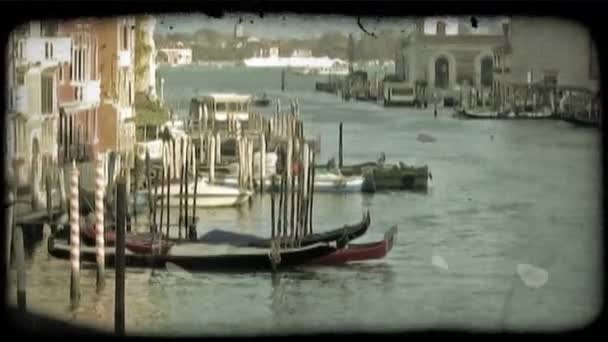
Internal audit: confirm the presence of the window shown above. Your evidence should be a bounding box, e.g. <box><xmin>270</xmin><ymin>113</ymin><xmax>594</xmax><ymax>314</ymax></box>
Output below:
<box><xmin>123</xmin><ymin>24</ymin><xmax>128</xmax><ymax>50</ymax></box>
<box><xmin>128</xmin><ymin>81</ymin><xmax>132</xmax><ymax>105</ymax></box>
<box><xmin>41</xmin><ymin>74</ymin><xmax>53</xmax><ymax>114</ymax></box>
<box><xmin>392</xmin><ymin>87</ymin><xmax>414</xmax><ymax>96</ymax></box>
<box><xmin>16</xmin><ymin>70</ymin><xmax>25</xmax><ymax>85</ymax></box>
<box><xmin>228</xmin><ymin>102</ymin><xmax>239</xmax><ymax>112</ymax></box>
<box><xmin>215</xmin><ymin>102</ymin><xmax>226</xmax><ymax>111</ymax></box>
<box><xmin>17</xmin><ymin>40</ymin><xmax>23</xmax><ymax>59</ymax></box>
<box><xmin>480</xmin><ymin>56</ymin><xmax>493</xmax><ymax>87</ymax></box>
<box><xmin>435</xmin><ymin>56</ymin><xmax>450</xmax><ymax>89</ymax></box>
<box><xmin>58</xmin><ymin>64</ymin><xmax>63</xmax><ymax>82</ymax></box>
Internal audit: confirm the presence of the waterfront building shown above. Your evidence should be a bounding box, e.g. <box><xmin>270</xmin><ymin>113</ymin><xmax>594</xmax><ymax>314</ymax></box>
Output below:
<box><xmin>159</xmin><ymin>47</ymin><xmax>193</xmax><ymax>66</ymax></box>
<box><xmin>389</xmin><ymin>17</ymin><xmax>503</xmax><ymax>105</ymax></box>
<box><xmin>7</xmin><ymin>21</ymin><xmax>70</xmax><ymax>189</ymax></box>
<box><xmin>492</xmin><ymin>18</ymin><xmax>600</xmax><ymax>114</ymax></box>
<box><xmin>56</xmin><ymin>20</ymin><xmax>101</xmax><ymax>163</ymax></box>
<box><xmin>94</xmin><ymin>17</ymin><xmax>137</xmax><ymax>155</ymax></box>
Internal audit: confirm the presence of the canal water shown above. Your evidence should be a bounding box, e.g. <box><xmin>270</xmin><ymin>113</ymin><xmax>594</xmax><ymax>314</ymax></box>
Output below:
<box><xmin>7</xmin><ymin>66</ymin><xmax>602</xmax><ymax>334</ymax></box>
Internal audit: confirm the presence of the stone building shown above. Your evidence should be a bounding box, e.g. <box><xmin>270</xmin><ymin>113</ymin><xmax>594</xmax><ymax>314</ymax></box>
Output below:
<box><xmin>390</xmin><ymin>18</ymin><xmax>504</xmax><ymax>104</ymax></box>
<box><xmin>94</xmin><ymin>17</ymin><xmax>137</xmax><ymax>155</ymax></box>
<box><xmin>57</xmin><ymin>20</ymin><xmax>101</xmax><ymax>163</ymax></box>
<box><xmin>6</xmin><ymin>21</ymin><xmax>70</xmax><ymax>192</ymax></box>
<box><xmin>492</xmin><ymin>18</ymin><xmax>600</xmax><ymax>112</ymax></box>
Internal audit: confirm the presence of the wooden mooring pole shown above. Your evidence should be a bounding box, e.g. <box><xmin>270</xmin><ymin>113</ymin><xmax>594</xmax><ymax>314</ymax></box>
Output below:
<box><xmin>338</xmin><ymin>122</ymin><xmax>343</xmax><ymax>169</ymax></box>
<box><xmin>69</xmin><ymin>161</ymin><xmax>80</xmax><ymax>308</ymax></box>
<box><xmin>115</xmin><ymin>177</ymin><xmax>127</xmax><ymax>336</ymax></box>
<box><xmin>178</xmin><ymin>139</ymin><xmax>185</xmax><ymax>238</ymax></box>
<box><xmin>308</xmin><ymin>151</ymin><xmax>316</xmax><ymax>234</ymax></box>
<box><xmin>6</xmin><ymin>182</ymin><xmax>15</xmax><ymax>271</ymax></box>
<box><xmin>13</xmin><ymin>223</ymin><xmax>26</xmax><ymax>311</ymax></box>
<box><xmin>270</xmin><ymin>176</ymin><xmax>276</xmax><ymax>239</ymax></box>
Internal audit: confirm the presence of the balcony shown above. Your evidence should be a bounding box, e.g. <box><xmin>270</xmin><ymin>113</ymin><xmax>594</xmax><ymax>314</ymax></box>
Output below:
<box><xmin>82</xmin><ymin>80</ymin><xmax>101</xmax><ymax>106</ymax></box>
<box><xmin>17</xmin><ymin>37</ymin><xmax>71</xmax><ymax>66</ymax></box>
<box><xmin>117</xmin><ymin>50</ymin><xmax>132</xmax><ymax>67</ymax></box>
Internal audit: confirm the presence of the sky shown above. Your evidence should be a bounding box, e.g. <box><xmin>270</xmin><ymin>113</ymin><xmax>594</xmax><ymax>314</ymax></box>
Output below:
<box><xmin>155</xmin><ymin>14</ymin><xmax>508</xmax><ymax>39</ymax></box>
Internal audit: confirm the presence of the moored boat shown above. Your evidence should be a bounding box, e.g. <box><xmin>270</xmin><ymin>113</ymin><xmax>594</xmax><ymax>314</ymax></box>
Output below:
<box><xmin>309</xmin><ymin>225</ymin><xmax>397</xmax><ymax>265</ymax></box>
<box><xmin>316</xmin><ymin>158</ymin><xmax>430</xmax><ymax>192</ymax></box>
<box><xmin>197</xmin><ymin>211</ymin><xmax>371</xmax><ymax>249</ymax></box>
<box><xmin>48</xmin><ymin>234</ymin><xmax>337</xmax><ymax>272</ymax></box>
<box><xmin>136</xmin><ymin>177</ymin><xmax>253</xmax><ymax>208</ymax></box>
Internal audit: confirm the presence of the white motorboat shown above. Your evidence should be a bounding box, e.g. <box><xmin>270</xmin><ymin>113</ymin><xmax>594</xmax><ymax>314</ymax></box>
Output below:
<box><xmin>212</xmin><ymin>172</ymin><xmax>364</xmax><ymax>193</ymax></box>
<box><xmin>138</xmin><ymin>178</ymin><xmax>253</xmax><ymax>208</ymax></box>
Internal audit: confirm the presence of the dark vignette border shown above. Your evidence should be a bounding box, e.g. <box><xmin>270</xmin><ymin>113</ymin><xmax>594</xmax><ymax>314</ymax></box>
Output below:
<box><xmin>0</xmin><ymin>0</ymin><xmax>605</xmax><ymax>339</ymax></box>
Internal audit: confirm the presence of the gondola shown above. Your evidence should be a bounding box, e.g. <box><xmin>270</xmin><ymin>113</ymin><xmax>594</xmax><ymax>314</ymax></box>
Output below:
<box><xmin>47</xmin><ymin>234</ymin><xmax>337</xmax><ymax>272</ymax></box>
<box><xmin>309</xmin><ymin>225</ymin><xmax>397</xmax><ymax>265</ymax></box>
<box><xmin>76</xmin><ymin>211</ymin><xmax>370</xmax><ymax>253</ymax></box>
<box><xmin>197</xmin><ymin>211</ymin><xmax>371</xmax><ymax>249</ymax></box>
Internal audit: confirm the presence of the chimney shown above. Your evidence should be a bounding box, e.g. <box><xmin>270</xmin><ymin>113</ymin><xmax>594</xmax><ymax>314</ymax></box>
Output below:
<box><xmin>436</xmin><ymin>21</ymin><xmax>446</xmax><ymax>36</ymax></box>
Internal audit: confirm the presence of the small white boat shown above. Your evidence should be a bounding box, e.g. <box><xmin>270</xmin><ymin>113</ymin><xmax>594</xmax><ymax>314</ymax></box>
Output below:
<box><xmin>138</xmin><ymin>178</ymin><xmax>253</xmax><ymax>208</ymax></box>
<box><xmin>212</xmin><ymin>172</ymin><xmax>364</xmax><ymax>193</ymax></box>
<box><xmin>461</xmin><ymin>108</ymin><xmax>500</xmax><ymax>119</ymax></box>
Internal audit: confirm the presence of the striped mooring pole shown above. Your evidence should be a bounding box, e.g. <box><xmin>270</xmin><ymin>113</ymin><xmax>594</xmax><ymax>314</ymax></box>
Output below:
<box><xmin>69</xmin><ymin>161</ymin><xmax>80</xmax><ymax>308</ymax></box>
<box><xmin>95</xmin><ymin>153</ymin><xmax>105</xmax><ymax>292</ymax></box>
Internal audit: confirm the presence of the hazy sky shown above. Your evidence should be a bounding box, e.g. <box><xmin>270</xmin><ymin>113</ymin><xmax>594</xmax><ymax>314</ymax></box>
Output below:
<box><xmin>156</xmin><ymin>14</ymin><xmax>508</xmax><ymax>39</ymax></box>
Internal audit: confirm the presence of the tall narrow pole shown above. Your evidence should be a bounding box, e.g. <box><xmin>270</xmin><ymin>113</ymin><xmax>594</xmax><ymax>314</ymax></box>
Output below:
<box><xmin>95</xmin><ymin>153</ymin><xmax>105</xmax><ymax>292</ymax></box>
<box><xmin>115</xmin><ymin>177</ymin><xmax>127</xmax><ymax>336</ymax></box>
<box><xmin>338</xmin><ymin>122</ymin><xmax>343</xmax><ymax>169</ymax></box>
<box><xmin>270</xmin><ymin>176</ymin><xmax>276</xmax><ymax>238</ymax></box>
<box><xmin>69</xmin><ymin>161</ymin><xmax>80</xmax><ymax>308</ymax></box>
<box><xmin>178</xmin><ymin>139</ymin><xmax>185</xmax><ymax>238</ymax></box>
<box><xmin>14</xmin><ymin>224</ymin><xmax>26</xmax><ymax>312</ymax></box>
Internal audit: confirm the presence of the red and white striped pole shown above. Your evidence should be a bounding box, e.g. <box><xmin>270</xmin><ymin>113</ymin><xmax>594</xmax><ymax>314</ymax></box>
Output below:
<box><xmin>95</xmin><ymin>152</ymin><xmax>105</xmax><ymax>292</ymax></box>
<box><xmin>69</xmin><ymin>160</ymin><xmax>80</xmax><ymax>307</ymax></box>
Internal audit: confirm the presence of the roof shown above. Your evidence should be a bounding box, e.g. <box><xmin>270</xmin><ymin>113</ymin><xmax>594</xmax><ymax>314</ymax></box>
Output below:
<box><xmin>193</xmin><ymin>93</ymin><xmax>252</xmax><ymax>103</ymax></box>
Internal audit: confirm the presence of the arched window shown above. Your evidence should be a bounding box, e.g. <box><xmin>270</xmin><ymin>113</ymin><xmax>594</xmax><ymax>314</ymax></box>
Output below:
<box><xmin>435</xmin><ymin>57</ymin><xmax>449</xmax><ymax>89</ymax></box>
<box><xmin>481</xmin><ymin>56</ymin><xmax>493</xmax><ymax>87</ymax></box>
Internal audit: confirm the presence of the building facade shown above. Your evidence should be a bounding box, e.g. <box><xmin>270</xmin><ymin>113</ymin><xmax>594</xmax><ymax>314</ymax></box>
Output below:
<box><xmin>393</xmin><ymin>18</ymin><xmax>503</xmax><ymax>102</ymax></box>
<box><xmin>57</xmin><ymin>20</ymin><xmax>101</xmax><ymax>163</ymax></box>
<box><xmin>159</xmin><ymin>48</ymin><xmax>192</xmax><ymax>66</ymax></box>
<box><xmin>492</xmin><ymin>18</ymin><xmax>600</xmax><ymax>112</ymax></box>
<box><xmin>7</xmin><ymin>21</ymin><xmax>69</xmax><ymax>189</ymax></box>
<box><xmin>94</xmin><ymin>17</ymin><xmax>136</xmax><ymax>155</ymax></box>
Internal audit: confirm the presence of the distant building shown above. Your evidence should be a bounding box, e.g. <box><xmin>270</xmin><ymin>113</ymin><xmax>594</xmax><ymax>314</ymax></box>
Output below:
<box><xmin>492</xmin><ymin>18</ymin><xmax>600</xmax><ymax>110</ymax></box>
<box><xmin>159</xmin><ymin>48</ymin><xmax>193</xmax><ymax>66</ymax></box>
<box><xmin>291</xmin><ymin>49</ymin><xmax>313</xmax><ymax>58</ymax></box>
<box><xmin>394</xmin><ymin>18</ymin><xmax>503</xmax><ymax>96</ymax></box>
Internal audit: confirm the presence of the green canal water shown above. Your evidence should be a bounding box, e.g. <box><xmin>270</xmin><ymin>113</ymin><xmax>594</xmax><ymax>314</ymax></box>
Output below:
<box><xmin>7</xmin><ymin>66</ymin><xmax>602</xmax><ymax>334</ymax></box>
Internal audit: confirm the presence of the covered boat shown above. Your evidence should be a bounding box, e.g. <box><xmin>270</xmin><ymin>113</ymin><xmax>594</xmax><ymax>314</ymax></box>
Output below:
<box><xmin>197</xmin><ymin>211</ymin><xmax>371</xmax><ymax>248</ymax></box>
<box><xmin>316</xmin><ymin>157</ymin><xmax>429</xmax><ymax>192</ymax></box>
